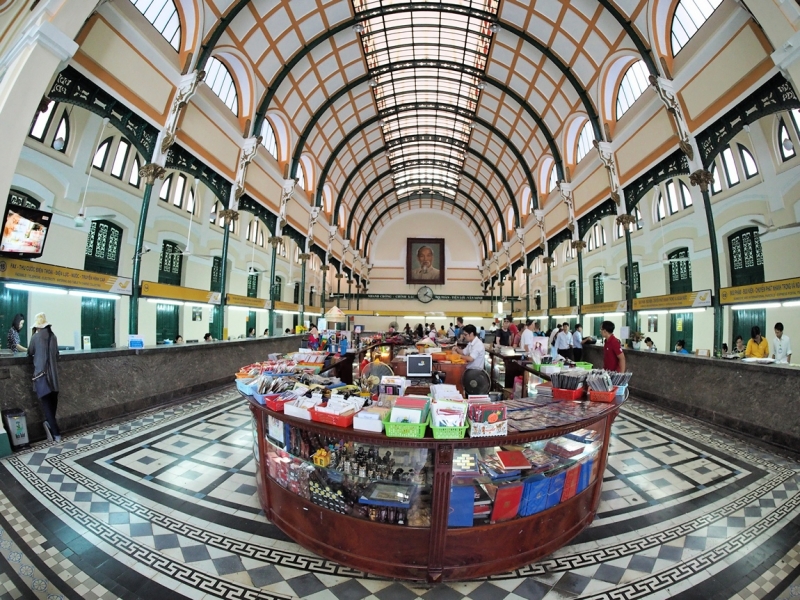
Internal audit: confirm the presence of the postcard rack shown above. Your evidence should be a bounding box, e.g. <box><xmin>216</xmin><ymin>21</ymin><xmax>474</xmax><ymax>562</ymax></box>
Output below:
<box><xmin>249</xmin><ymin>394</ymin><xmax>624</xmax><ymax>583</ymax></box>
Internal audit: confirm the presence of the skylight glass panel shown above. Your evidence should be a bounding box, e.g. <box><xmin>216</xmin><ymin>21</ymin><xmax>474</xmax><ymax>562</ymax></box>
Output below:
<box><xmin>671</xmin><ymin>0</ymin><xmax>723</xmax><ymax>55</ymax></box>
<box><xmin>616</xmin><ymin>60</ymin><xmax>650</xmax><ymax>119</ymax></box>
<box><xmin>131</xmin><ymin>0</ymin><xmax>181</xmax><ymax>51</ymax></box>
<box><xmin>354</xmin><ymin>0</ymin><xmax>498</xmax><ymax>198</ymax></box>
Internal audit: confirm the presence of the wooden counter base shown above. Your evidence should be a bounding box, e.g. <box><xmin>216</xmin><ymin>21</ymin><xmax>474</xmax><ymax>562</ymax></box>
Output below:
<box><xmin>250</xmin><ymin>396</ymin><xmax>623</xmax><ymax>582</ymax></box>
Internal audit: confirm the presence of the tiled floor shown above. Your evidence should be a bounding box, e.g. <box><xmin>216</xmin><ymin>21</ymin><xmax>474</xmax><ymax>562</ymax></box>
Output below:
<box><xmin>0</xmin><ymin>388</ymin><xmax>797</xmax><ymax>599</ymax></box>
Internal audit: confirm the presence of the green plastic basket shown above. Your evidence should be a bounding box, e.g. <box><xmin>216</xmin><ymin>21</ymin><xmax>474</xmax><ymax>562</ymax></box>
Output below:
<box><xmin>575</xmin><ymin>362</ymin><xmax>593</xmax><ymax>371</ymax></box>
<box><xmin>383</xmin><ymin>415</ymin><xmax>429</xmax><ymax>439</ymax></box>
<box><xmin>430</xmin><ymin>422</ymin><xmax>468</xmax><ymax>439</ymax></box>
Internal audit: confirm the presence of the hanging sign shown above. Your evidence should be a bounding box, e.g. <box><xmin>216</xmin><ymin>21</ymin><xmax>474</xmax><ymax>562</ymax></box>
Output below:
<box><xmin>274</xmin><ymin>301</ymin><xmax>300</xmax><ymax>312</ymax></box>
<box><xmin>141</xmin><ymin>281</ymin><xmax>221</xmax><ymax>304</ymax></box>
<box><xmin>549</xmin><ymin>306</ymin><xmax>580</xmax><ymax>316</ymax></box>
<box><xmin>0</xmin><ymin>258</ymin><xmax>132</xmax><ymax>295</ymax></box>
<box><xmin>580</xmin><ymin>301</ymin><xmax>628</xmax><ymax>314</ymax></box>
<box><xmin>226</xmin><ymin>294</ymin><xmax>269</xmax><ymax>309</ymax></box>
<box><xmin>720</xmin><ymin>277</ymin><xmax>800</xmax><ymax>304</ymax></box>
<box><xmin>632</xmin><ymin>290</ymin><xmax>711</xmax><ymax>311</ymax></box>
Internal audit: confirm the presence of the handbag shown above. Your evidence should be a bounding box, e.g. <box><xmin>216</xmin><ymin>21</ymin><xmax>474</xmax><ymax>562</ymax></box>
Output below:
<box><xmin>32</xmin><ymin>329</ymin><xmax>53</xmax><ymax>398</ymax></box>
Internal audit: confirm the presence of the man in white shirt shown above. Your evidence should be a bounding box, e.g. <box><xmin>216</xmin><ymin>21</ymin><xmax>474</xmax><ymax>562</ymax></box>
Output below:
<box><xmin>772</xmin><ymin>322</ymin><xmax>792</xmax><ymax>364</ymax></box>
<box><xmin>555</xmin><ymin>322</ymin><xmax>573</xmax><ymax>360</ymax></box>
<box><xmin>519</xmin><ymin>319</ymin><xmax>535</xmax><ymax>354</ymax></box>
<box><xmin>572</xmin><ymin>324</ymin><xmax>584</xmax><ymax>362</ymax></box>
<box><xmin>454</xmin><ymin>324</ymin><xmax>486</xmax><ymax>370</ymax></box>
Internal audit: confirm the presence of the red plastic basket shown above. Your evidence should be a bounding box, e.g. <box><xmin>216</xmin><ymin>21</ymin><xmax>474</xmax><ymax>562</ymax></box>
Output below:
<box><xmin>265</xmin><ymin>395</ymin><xmax>290</xmax><ymax>411</ymax></box>
<box><xmin>552</xmin><ymin>387</ymin><xmax>586</xmax><ymax>401</ymax></box>
<box><xmin>310</xmin><ymin>406</ymin><xmax>356</xmax><ymax>428</ymax></box>
<box><xmin>588</xmin><ymin>387</ymin><xmax>618</xmax><ymax>403</ymax></box>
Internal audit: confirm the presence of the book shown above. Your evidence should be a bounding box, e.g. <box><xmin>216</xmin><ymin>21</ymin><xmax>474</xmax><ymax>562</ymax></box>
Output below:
<box><xmin>448</xmin><ymin>485</ymin><xmax>475</xmax><ymax>527</ymax></box>
<box><xmin>453</xmin><ymin>450</ymin><xmax>481</xmax><ymax>477</ymax></box>
<box><xmin>560</xmin><ymin>465</ymin><xmax>581</xmax><ymax>502</ymax></box>
<box><xmin>496</xmin><ymin>450</ymin><xmax>532</xmax><ymax>470</ymax></box>
<box><xmin>578</xmin><ymin>457</ymin><xmax>595</xmax><ymax>493</ymax></box>
<box><xmin>359</xmin><ymin>482</ymin><xmax>414</xmax><ymax>508</ymax></box>
<box><xmin>545</xmin><ymin>438</ymin><xmax>587</xmax><ymax>458</ymax></box>
<box><xmin>473</xmin><ymin>485</ymin><xmax>492</xmax><ymax>505</ymax></box>
<box><xmin>519</xmin><ymin>477</ymin><xmax>551</xmax><ymax>517</ymax></box>
<box><xmin>490</xmin><ymin>482</ymin><xmax>524</xmax><ymax>522</ymax></box>
<box><xmin>545</xmin><ymin>472</ymin><xmax>567</xmax><ymax>509</ymax></box>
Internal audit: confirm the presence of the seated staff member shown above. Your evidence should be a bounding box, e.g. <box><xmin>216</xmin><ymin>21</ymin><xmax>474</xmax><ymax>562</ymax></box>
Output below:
<box><xmin>745</xmin><ymin>326</ymin><xmax>769</xmax><ymax>358</ymax></box>
<box><xmin>600</xmin><ymin>320</ymin><xmax>626</xmax><ymax>373</ymax></box>
<box><xmin>733</xmin><ymin>335</ymin><xmax>745</xmax><ymax>357</ymax></box>
<box><xmin>674</xmin><ymin>340</ymin><xmax>689</xmax><ymax>354</ymax></box>
<box><xmin>453</xmin><ymin>324</ymin><xmax>486</xmax><ymax>369</ymax></box>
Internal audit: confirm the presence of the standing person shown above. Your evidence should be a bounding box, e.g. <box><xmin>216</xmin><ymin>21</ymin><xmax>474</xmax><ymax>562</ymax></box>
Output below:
<box><xmin>506</xmin><ymin>317</ymin><xmax>519</xmax><ymax>342</ymax></box>
<box><xmin>447</xmin><ymin>323</ymin><xmax>455</xmax><ymax>337</ymax></box>
<box><xmin>548</xmin><ymin>326</ymin><xmax>559</xmax><ymax>359</ymax></box>
<box><xmin>453</xmin><ymin>324</ymin><xmax>485</xmax><ymax>369</ymax></box>
<box><xmin>555</xmin><ymin>322</ymin><xmax>573</xmax><ymax>360</ymax></box>
<box><xmin>572</xmin><ymin>324</ymin><xmax>584</xmax><ymax>362</ymax></box>
<box><xmin>745</xmin><ymin>326</ymin><xmax>769</xmax><ymax>358</ymax></box>
<box><xmin>772</xmin><ymin>322</ymin><xmax>792</xmax><ymax>364</ymax></box>
<box><xmin>403</xmin><ymin>323</ymin><xmax>412</xmax><ymax>336</ymax></box>
<box><xmin>496</xmin><ymin>319</ymin><xmax>511</xmax><ymax>346</ymax></box>
<box><xmin>415</xmin><ymin>324</ymin><xmax>424</xmax><ymax>339</ymax></box>
<box><xmin>7</xmin><ymin>313</ymin><xmax>26</xmax><ymax>353</ymax></box>
<box><xmin>27</xmin><ymin>314</ymin><xmax>61</xmax><ymax>442</ymax></box>
<box><xmin>519</xmin><ymin>319</ymin><xmax>535</xmax><ymax>354</ymax></box>
<box><xmin>478</xmin><ymin>326</ymin><xmax>486</xmax><ymax>341</ymax></box>
<box><xmin>454</xmin><ymin>317</ymin><xmax>464</xmax><ymax>338</ymax></box>
<box><xmin>532</xmin><ymin>321</ymin><xmax>545</xmax><ymax>336</ymax></box>
<box><xmin>600</xmin><ymin>321</ymin><xmax>626</xmax><ymax>373</ymax></box>
<box><xmin>307</xmin><ymin>325</ymin><xmax>320</xmax><ymax>350</ymax></box>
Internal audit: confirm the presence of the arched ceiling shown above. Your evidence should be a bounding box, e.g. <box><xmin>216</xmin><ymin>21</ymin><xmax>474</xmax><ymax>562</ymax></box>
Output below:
<box><xmin>199</xmin><ymin>0</ymin><xmax>657</xmax><ymax>260</ymax></box>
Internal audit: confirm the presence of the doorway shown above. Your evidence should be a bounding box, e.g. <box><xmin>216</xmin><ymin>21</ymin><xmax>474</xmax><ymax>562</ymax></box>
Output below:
<box><xmin>81</xmin><ymin>297</ymin><xmax>116</xmax><ymax>348</ymax></box>
<box><xmin>0</xmin><ymin>282</ymin><xmax>28</xmax><ymax>348</ymax></box>
<box><xmin>156</xmin><ymin>303</ymin><xmax>179</xmax><ymax>343</ymax></box>
<box><xmin>669</xmin><ymin>313</ymin><xmax>693</xmax><ymax>352</ymax></box>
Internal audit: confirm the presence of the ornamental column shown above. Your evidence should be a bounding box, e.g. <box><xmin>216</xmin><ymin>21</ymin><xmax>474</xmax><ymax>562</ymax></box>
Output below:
<box><xmin>543</xmin><ymin>256</ymin><xmax>554</xmax><ymax>330</ymax></box>
<box><xmin>616</xmin><ymin>215</ymin><xmax>638</xmax><ymax>335</ymax></box>
<box><xmin>572</xmin><ymin>240</ymin><xmax>586</xmax><ymax>327</ymax></box>
<box><xmin>298</xmin><ymin>252</ymin><xmax>309</xmax><ymax>325</ymax></box>
<box><xmin>267</xmin><ymin>235</ymin><xmax>281</xmax><ymax>336</ymax></box>
<box><xmin>130</xmin><ymin>164</ymin><xmax>166</xmax><ymax>334</ymax></box>
<box><xmin>523</xmin><ymin>268</ymin><xmax>532</xmax><ymax>315</ymax></box>
<box><xmin>320</xmin><ymin>265</ymin><xmax>329</xmax><ymax>312</ymax></box>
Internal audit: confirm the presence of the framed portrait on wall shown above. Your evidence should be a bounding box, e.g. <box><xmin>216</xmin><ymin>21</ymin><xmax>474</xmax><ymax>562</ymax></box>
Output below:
<box><xmin>407</xmin><ymin>238</ymin><xmax>445</xmax><ymax>285</ymax></box>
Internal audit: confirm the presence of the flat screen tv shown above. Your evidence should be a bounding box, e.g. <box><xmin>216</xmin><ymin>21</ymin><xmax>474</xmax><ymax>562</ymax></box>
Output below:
<box><xmin>0</xmin><ymin>204</ymin><xmax>52</xmax><ymax>258</ymax></box>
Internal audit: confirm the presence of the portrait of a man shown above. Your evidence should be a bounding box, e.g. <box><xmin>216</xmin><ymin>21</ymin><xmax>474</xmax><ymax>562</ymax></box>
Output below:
<box><xmin>407</xmin><ymin>238</ymin><xmax>445</xmax><ymax>285</ymax></box>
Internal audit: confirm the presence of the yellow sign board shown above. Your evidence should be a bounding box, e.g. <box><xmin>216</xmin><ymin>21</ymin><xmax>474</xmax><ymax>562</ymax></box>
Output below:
<box><xmin>0</xmin><ymin>257</ymin><xmax>132</xmax><ymax>295</ymax></box>
<box><xmin>141</xmin><ymin>281</ymin><xmax>220</xmax><ymax>304</ymax></box>
<box><xmin>226</xmin><ymin>294</ymin><xmax>269</xmax><ymax>309</ymax></box>
<box><xmin>549</xmin><ymin>306</ymin><xmax>579</xmax><ymax>316</ymax></box>
<box><xmin>632</xmin><ymin>290</ymin><xmax>712</xmax><ymax>311</ymax></box>
<box><xmin>274</xmin><ymin>301</ymin><xmax>300</xmax><ymax>312</ymax></box>
<box><xmin>343</xmin><ymin>309</ymin><xmax>374</xmax><ymax>316</ymax></box>
<box><xmin>720</xmin><ymin>277</ymin><xmax>800</xmax><ymax>304</ymax></box>
<box><xmin>581</xmin><ymin>301</ymin><xmax>627</xmax><ymax>314</ymax></box>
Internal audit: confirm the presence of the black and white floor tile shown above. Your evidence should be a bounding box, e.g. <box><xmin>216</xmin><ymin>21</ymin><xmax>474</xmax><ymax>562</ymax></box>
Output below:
<box><xmin>0</xmin><ymin>388</ymin><xmax>797</xmax><ymax>599</ymax></box>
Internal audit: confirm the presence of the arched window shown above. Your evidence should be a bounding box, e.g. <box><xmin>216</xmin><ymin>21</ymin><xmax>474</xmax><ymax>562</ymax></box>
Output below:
<box><xmin>84</xmin><ymin>220</ymin><xmax>123</xmax><ymax>276</ymax></box>
<box><xmin>548</xmin><ymin>165</ymin><xmax>558</xmax><ymax>192</ymax></box>
<box><xmin>296</xmin><ymin>163</ymin><xmax>306</xmax><ymax>191</ymax></box>
<box><xmin>51</xmin><ymin>109</ymin><xmax>69</xmax><ymax>153</ymax></box>
<box><xmin>532</xmin><ymin>257</ymin><xmax>541</xmax><ymax>275</ymax></box>
<box><xmin>710</xmin><ymin>164</ymin><xmax>722</xmax><ymax>195</ymax></box>
<box><xmin>729</xmin><ymin>227</ymin><xmax>764</xmax><ymax>287</ymax></box>
<box><xmin>592</xmin><ymin>273</ymin><xmax>604</xmax><ymax>303</ymax></box>
<box><xmin>29</xmin><ymin>101</ymin><xmax>56</xmax><ymax>141</ymax></box>
<box><xmin>668</xmin><ymin>248</ymin><xmax>692</xmax><ymax>294</ymax></box>
<box><xmin>261</xmin><ymin>120</ymin><xmax>279</xmax><ymax>160</ymax></box>
<box><xmin>586</xmin><ymin>222</ymin><xmax>606</xmax><ymax>252</ymax></box>
<box><xmin>110</xmin><ymin>139</ymin><xmax>130</xmax><ymax>178</ymax></box>
<box><xmin>576</xmin><ymin>122</ymin><xmax>593</xmax><ymax>163</ymax></box>
<box><xmin>671</xmin><ymin>0</ymin><xmax>723</xmax><ymax>56</ymax></box>
<box><xmin>720</xmin><ymin>146</ymin><xmax>739</xmax><ymax>187</ymax></box>
<box><xmin>338</xmin><ymin>206</ymin><xmax>345</xmax><ymax>230</ymax></box>
<box><xmin>656</xmin><ymin>179</ymin><xmax>692</xmax><ymax>221</ymax></box>
<box><xmin>739</xmin><ymin>145</ymin><xmax>758</xmax><ymax>179</ymax></box>
<box><xmin>616</xmin><ymin>60</ymin><xmax>650</xmax><ymax>119</ymax></box>
<box><xmin>158</xmin><ymin>241</ymin><xmax>183</xmax><ymax>286</ymax></box>
<box><xmin>129</xmin><ymin>156</ymin><xmax>142</xmax><ymax>188</ymax></box>
<box><xmin>496</xmin><ymin>222</ymin><xmax>502</xmax><ymax>245</ymax></box>
<box><xmin>564</xmin><ymin>243</ymin><xmax>575</xmax><ymax>262</ymax></box>
<box><xmin>159</xmin><ymin>175</ymin><xmax>172</xmax><ymax>201</ymax></box>
<box><xmin>131</xmin><ymin>0</ymin><xmax>181</xmax><ymax>51</ymax></box>
<box><xmin>568</xmin><ymin>280</ymin><xmax>577</xmax><ymax>307</ymax></box>
<box><xmin>205</xmin><ymin>57</ymin><xmax>239</xmax><ymax>116</ymax></box>
<box><xmin>93</xmin><ymin>138</ymin><xmax>112</xmax><ymax>170</ymax></box>
<box><xmin>210</xmin><ymin>199</ymin><xmax>236</xmax><ymax>231</ymax></box>
<box><xmin>779</xmin><ymin>119</ymin><xmax>796</xmax><ymax>161</ymax></box>
<box><xmin>8</xmin><ymin>190</ymin><xmax>41</xmax><ymax>209</ymax></box>
<box><xmin>162</xmin><ymin>173</ymin><xmax>196</xmax><ymax>213</ymax></box>
<box><xmin>172</xmin><ymin>174</ymin><xmax>187</xmax><ymax>207</ymax></box>
<box><xmin>506</xmin><ymin>207</ymin><xmax>514</xmax><ymax>230</ymax></box>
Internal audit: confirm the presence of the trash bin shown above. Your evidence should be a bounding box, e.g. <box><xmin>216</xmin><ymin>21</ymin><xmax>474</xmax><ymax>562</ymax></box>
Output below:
<box><xmin>2</xmin><ymin>409</ymin><xmax>30</xmax><ymax>450</ymax></box>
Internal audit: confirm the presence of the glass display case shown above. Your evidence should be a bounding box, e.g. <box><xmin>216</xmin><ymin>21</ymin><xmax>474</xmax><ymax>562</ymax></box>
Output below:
<box><xmin>248</xmin><ymin>391</ymin><xmax>624</xmax><ymax>583</ymax></box>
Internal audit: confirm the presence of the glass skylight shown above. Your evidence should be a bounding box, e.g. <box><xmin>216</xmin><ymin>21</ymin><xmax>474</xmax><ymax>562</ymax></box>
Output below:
<box><xmin>354</xmin><ymin>0</ymin><xmax>498</xmax><ymax>199</ymax></box>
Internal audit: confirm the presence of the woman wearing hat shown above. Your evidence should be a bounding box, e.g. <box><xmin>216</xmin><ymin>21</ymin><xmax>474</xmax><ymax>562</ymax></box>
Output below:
<box><xmin>27</xmin><ymin>313</ymin><xmax>61</xmax><ymax>442</ymax></box>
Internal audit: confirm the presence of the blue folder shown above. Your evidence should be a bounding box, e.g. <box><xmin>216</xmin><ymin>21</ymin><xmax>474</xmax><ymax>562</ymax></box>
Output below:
<box><xmin>519</xmin><ymin>477</ymin><xmax>551</xmax><ymax>517</ymax></box>
<box><xmin>545</xmin><ymin>472</ymin><xmax>567</xmax><ymax>509</ymax></box>
<box><xmin>578</xmin><ymin>457</ymin><xmax>595</xmax><ymax>493</ymax></box>
<box><xmin>448</xmin><ymin>485</ymin><xmax>475</xmax><ymax>527</ymax></box>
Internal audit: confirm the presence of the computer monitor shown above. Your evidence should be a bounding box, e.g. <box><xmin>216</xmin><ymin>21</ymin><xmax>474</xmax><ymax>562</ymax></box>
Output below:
<box><xmin>406</xmin><ymin>354</ymin><xmax>432</xmax><ymax>378</ymax></box>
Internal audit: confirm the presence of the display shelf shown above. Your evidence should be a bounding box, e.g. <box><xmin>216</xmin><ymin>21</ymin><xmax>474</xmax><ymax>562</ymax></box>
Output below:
<box><xmin>248</xmin><ymin>392</ymin><xmax>624</xmax><ymax>582</ymax></box>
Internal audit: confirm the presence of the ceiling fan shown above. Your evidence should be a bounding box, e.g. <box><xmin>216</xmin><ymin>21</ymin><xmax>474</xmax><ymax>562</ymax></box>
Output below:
<box><xmin>50</xmin><ymin>206</ymin><xmax>116</xmax><ymax>228</ymax></box>
<box><xmin>750</xmin><ymin>218</ymin><xmax>800</xmax><ymax>235</ymax></box>
<box><xmin>52</xmin><ymin>117</ymin><xmax>115</xmax><ymax>228</ymax></box>
<box><xmin>661</xmin><ymin>253</ymin><xmax>691</xmax><ymax>265</ymax></box>
<box><xmin>600</xmin><ymin>272</ymin><xmax>619</xmax><ymax>280</ymax></box>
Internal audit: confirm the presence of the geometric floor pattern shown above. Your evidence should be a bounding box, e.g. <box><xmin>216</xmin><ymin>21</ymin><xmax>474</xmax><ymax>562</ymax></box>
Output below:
<box><xmin>0</xmin><ymin>388</ymin><xmax>797</xmax><ymax>599</ymax></box>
